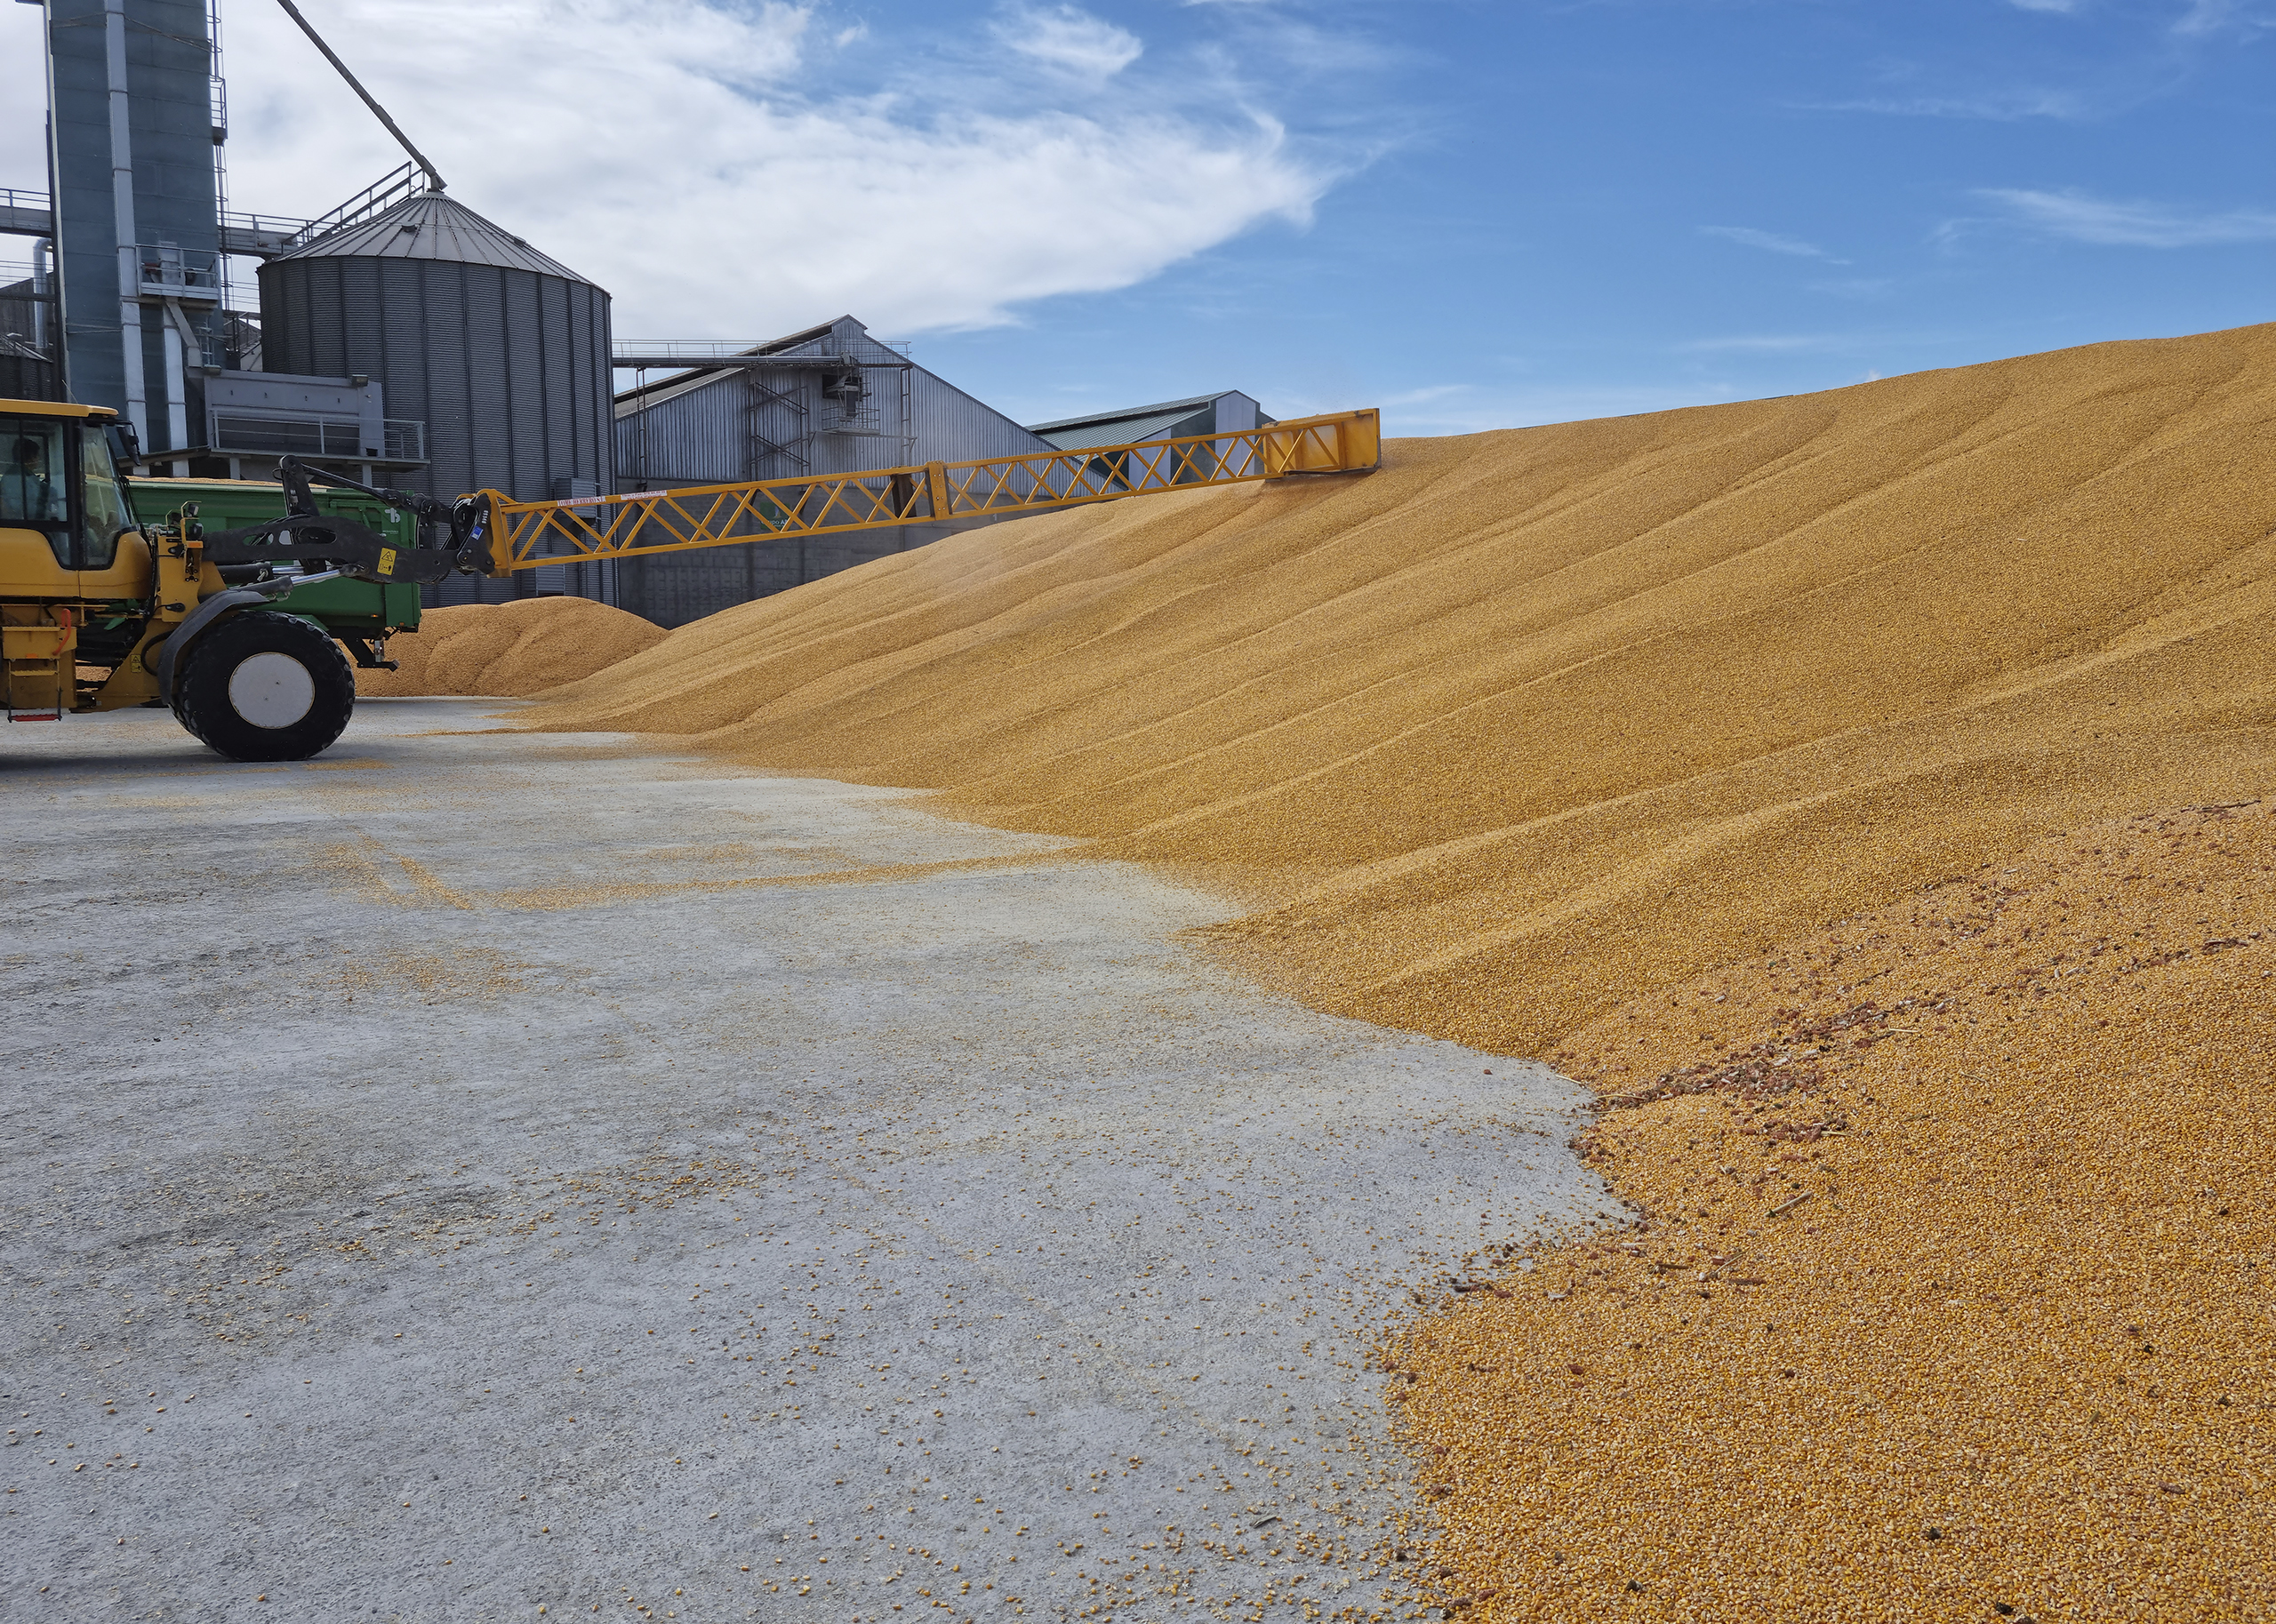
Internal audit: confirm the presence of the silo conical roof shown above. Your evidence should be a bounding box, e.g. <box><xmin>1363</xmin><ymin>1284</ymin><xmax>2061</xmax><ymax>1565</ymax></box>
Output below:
<box><xmin>274</xmin><ymin>191</ymin><xmax>597</xmax><ymax>284</ymax></box>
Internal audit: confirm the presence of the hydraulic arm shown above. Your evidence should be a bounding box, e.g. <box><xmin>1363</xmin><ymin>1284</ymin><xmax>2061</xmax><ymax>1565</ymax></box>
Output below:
<box><xmin>196</xmin><ymin>457</ymin><xmax>492</xmax><ymax>587</ymax></box>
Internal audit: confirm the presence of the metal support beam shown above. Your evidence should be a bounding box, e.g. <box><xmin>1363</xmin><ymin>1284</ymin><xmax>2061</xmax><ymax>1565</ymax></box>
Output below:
<box><xmin>269</xmin><ymin>0</ymin><xmax>446</xmax><ymax>192</ymax></box>
<box><xmin>0</xmin><ymin>189</ymin><xmax>53</xmax><ymax>240</ymax></box>
<box><xmin>105</xmin><ymin>0</ymin><xmax>148</xmax><ymax>445</ymax></box>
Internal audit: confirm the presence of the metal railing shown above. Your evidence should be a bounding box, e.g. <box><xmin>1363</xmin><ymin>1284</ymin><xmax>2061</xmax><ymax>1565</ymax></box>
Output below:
<box><xmin>0</xmin><ymin>188</ymin><xmax>53</xmax><ymax>239</ymax></box>
<box><xmin>5</xmin><ymin>163</ymin><xmax>419</xmax><ymax>264</ymax></box>
<box><xmin>135</xmin><ymin>244</ymin><xmax>223</xmax><ymax>301</ymax></box>
<box><xmin>481</xmin><ymin>409</ymin><xmax>1381</xmax><ymax>574</ymax></box>
<box><xmin>381</xmin><ymin>419</ymin><xmax>425</xmax><ymax>461</ymax></box>
<box><xmin>212</xmin><ymin>413</ymin><xmax>366</xmax><ymax>457</ymax></box>
<box><xmin>293</xmin><ymin>162</ymin><xmax>425</xmax><ymax>244</ymax></box>
<box><xmin>220</xmin><ymin>162</ymin><xmax>428</xmax><ymax>259</ymax></box>
<box><xmin>208</xmin><ymin>413</ymin><xmax>428</xmax><ymax>463</ymax></box>
<box><xmin>219</xmin><ymin>213</ymin><xmax>312</xmax><ymax>257</ymax></box>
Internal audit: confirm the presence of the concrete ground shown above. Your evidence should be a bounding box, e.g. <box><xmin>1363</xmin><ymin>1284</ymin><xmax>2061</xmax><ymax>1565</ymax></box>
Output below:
<box><xmin>1</xmin><ymin>699</ymin><xmax>1616</xmax><ymax>1624</ymax></box>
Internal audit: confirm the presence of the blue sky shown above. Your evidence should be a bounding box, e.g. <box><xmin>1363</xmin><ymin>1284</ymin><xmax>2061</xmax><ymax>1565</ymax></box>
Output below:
<box><xmin>914</xmin><ymin>0</ymin><xmax>2276</xmax><ymax>430</ymax></box>
<box><xmin>4</xmin><ymin>0</ymin><xmax>2271</xmax><ymax>436</ymax></box>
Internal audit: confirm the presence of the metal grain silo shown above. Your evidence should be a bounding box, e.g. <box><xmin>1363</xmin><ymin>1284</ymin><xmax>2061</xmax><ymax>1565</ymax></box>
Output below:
<box><xmin>256</xmin><ymin>192</ymin><xmax>613</xmax><ymax>604</ymax></box>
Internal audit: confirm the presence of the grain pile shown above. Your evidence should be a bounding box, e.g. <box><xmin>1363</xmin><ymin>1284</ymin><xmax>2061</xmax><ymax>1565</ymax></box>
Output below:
<box><xmin>1392</xmin><ymin>803</ymin><xmax>2274</xmax><ymax>1620</ymax></box>
<box><xmin>357</xmin><ymin>597</ymin><xmax>665</xmax><ymax>699</ymax></box>
<box><xmin>521</xmin><ymin>324</ymin><xmax>2276</xmax><ymax>1612</ymax></box>
<box><xmin>529</xmin><ymin>322</ymin><xmax>2276</xmax><ymax>1052</ymax></box>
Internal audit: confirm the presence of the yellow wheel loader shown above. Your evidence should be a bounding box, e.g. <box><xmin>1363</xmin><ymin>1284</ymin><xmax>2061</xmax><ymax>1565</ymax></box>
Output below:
<box><xmin>4</xmin><ymin>391</ymin><xmax>1378</xmax><ymax>763</ymax></box>
<box><xmin>2</xmin><ymin>396</ymin><xmax>492</xmax><ymax>761</ymax></box>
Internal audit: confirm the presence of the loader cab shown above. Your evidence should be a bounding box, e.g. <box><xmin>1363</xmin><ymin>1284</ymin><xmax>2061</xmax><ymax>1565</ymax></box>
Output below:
<box><xmin>0</xmin><ymin>400</ymin><xmax>145</xmax><ymax>597</ymax></box>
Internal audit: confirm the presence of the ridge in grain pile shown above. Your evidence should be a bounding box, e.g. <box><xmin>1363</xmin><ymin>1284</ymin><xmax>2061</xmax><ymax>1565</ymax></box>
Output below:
<box><xmin>357</xmin><ymin>597</ymin><xmax>666</xmax><ymax>699</ymax></box>
<box><xmin>533</xmin><ymin>321</ymin><xmax>2276</xmax><ymax>1037</ymax></box>
<box><xmin>520</xmin><ymin>322</ymin><xmax>2276</xmax><ymax>1617</ymax></box>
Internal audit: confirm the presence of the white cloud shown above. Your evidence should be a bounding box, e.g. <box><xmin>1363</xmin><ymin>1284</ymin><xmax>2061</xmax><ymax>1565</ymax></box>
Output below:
<box><xmin>994</xmin><ymin>4</ymin><xmax>1143</xmax><ymax>76</ymax></box>
<box><xmin>2</xmin><ymin>0</ymin><xmax>1337</xmax><ymax>340</ymax></box>
<box><xmin>1968</xmin><ymin>187</ymin><xmax>2276</xmax><ymax>246</ymax></box>
<box><xmin>1807</xmin><ymin>89</ymin><xmax>2083</xmax><ymax>119</ymax></box>
<box><xmin>2168</xmin><ymin>0</ymin><xmax>2274</xmax><ymax>36</ymax></box>
<box><xmin>1807</xmin><ymin>276</ymin><xmax>1896</xmax><ymax>300</ymax></box>
<box><xmin>1379</xmin><ymin>384</ymin><xmax>1471</xmax><ymax>408</ymax></box>
<box><xmin>1678</xmin><ymin>334</ymin><xmax>1857</xmax><ymax>355</ymax></box>
<box><xmin>2174</xmin><ymin>0</ymin><xmax>2240</xmax><ymax>34</ymax></box>
<box><xmin>1374</xmin><ymin>384</ymin><xmax>1729</xmax><ymax>436</ymax></box>
<box><xmin>1701</xmin><ymin>226</ymin><xmax>1848</xmax><ymax>263</ymax></box>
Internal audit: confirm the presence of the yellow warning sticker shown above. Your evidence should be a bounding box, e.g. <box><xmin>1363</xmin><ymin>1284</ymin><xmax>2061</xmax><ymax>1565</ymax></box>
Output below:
<box><xmin>377</xmin><ymin>547</ymin><xmax>397</xmax><ymax>574</ymax></box>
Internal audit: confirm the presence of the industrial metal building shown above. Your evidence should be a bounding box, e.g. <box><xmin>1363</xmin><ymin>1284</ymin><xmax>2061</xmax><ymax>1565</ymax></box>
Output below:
<box><xmin>4</xmin><ymin>4</ymin><xmax>613</xmax><ymax>605</ymax></box>
<box><xmin>34</xmin><ymin>0</ymin><xmax>228</xmax><ymax>456</ymax></box>
<box><xmin>4</xmin><ymin>4</ymin><xmax>1279</xmax><ymax>627</ymax></box>
<box><xmin>1026</xmin><ymin>390</ymin><xmax>1271</xmax><ymax>452</ymax></box>
<box><xmin>610</xmin><ymin>335</ymin><xmax>1287</xmax><ymax>628</ymax></box>
<box><xmin>0</xmin><ymin>271</ymin><xmax>56</xmax><ymax>401</ymax></box>
<box><xmin>610</xmin><ymin>316</ymin><xmax>1055</xmax><ymax>628</ymax></box>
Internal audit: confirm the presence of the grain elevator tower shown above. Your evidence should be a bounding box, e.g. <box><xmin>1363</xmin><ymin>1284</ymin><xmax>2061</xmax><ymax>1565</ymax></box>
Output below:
<box><xmin>40</xmin><ymin>0</ymin><xmax>227</xmax><ymax>453</ymax></box>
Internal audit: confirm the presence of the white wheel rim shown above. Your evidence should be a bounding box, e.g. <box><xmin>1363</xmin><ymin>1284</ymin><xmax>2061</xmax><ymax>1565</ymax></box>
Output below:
<box><xmin>227</xmin><ymin>650</ymin><xmax>317</xmax><ymax>730</ymax></box>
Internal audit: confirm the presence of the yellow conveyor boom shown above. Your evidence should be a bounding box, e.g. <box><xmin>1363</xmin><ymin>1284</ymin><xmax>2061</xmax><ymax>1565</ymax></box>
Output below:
<box><xmin>474</xmin><ymin>408</ymin><xmax>1380</xmax><ymax>576</ymax></box>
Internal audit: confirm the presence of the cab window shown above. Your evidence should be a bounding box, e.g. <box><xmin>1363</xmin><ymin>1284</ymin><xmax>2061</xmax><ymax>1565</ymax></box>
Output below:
<box><xmin>79</xmin><ymin>423</ymin><xmax>134</xmax><ymax>569</ymax></box>
<box><xmin>1</xmin><ymin>419</ymin><xmax>71</xmax><ymax>566</ymax></box>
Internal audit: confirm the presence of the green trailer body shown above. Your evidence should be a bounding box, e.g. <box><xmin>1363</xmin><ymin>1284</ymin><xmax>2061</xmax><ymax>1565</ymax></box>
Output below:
<box><xmin>125</xmin><ymin>476</ymin><xmax>424</xmax><ymax>638</ymax></box>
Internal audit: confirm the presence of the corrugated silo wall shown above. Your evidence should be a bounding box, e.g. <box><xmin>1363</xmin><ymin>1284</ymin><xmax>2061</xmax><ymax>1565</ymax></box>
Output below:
<box><xmin>613</xmin><ymin>364</ymin><xmax>1054</xmax><ymax>630</ymax></box>
<box><xmin>257</xmin><ymin>255</ymin><xmax>613</xmax><ymax>607</ymax></box>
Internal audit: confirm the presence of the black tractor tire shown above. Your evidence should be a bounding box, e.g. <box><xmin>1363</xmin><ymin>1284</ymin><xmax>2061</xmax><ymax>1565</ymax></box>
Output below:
<box><xmin>172</xmin><ymin>611</ymin><xmax>356</xmax><ymax>763</ymax></box>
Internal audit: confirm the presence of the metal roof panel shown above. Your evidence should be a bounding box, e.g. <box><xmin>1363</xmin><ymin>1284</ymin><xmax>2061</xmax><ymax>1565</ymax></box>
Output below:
<box><xmin>1023</xmin><ymin>393</ymin><xmax>1234</xmax><ymax>436</ymax></box>
<box><xmin>1029</xmin><ymin>406</ymin><xmax>1212</xmax><ymax>451</ymax></box>
<box><xmin>274</xmin><ymin>193</ymin><xmax>597</xmax><ymax>284</ymax></box>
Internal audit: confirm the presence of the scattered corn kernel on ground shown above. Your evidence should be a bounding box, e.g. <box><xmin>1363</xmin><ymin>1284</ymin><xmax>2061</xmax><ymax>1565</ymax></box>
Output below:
<box><xmin>1396</xmin><ymin>804</ymin><xmax>2273</xmax><ymax>1620</ymax></box>
<box><xmin>499</xmin><ymin>320</ymin><xmax>2276</xmax><ymax>1614</ymax></box>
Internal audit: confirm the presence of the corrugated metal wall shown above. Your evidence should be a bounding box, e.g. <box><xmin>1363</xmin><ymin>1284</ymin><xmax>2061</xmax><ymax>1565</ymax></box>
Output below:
<box><xmin>905</xmin><ymin>368</ymin><xmax>1054</xmax><ymax>468</ymax></box>
<box><xmin>613</xmin><ymin>316</ymin><xmax>1054</xmax><ymax>628</ymax></box>
<box><xmin>613</xmin><ymin>378</ymin><xmax>745</xmax><ymax>488</ymax></box>
<box><xmin>260</xmin><ymin>255</ymin><xmax>613</xmax><ymax>607</ymax></box>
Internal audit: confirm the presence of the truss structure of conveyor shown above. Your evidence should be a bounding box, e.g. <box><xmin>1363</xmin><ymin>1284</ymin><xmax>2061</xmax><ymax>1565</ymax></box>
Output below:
<box><xmin>477</xmin><ymin>409</ymin><xmax>1380</xmax><ymax>576</ymax></box>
